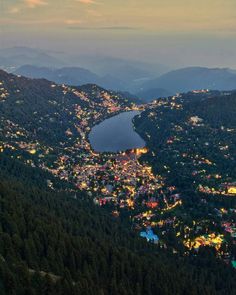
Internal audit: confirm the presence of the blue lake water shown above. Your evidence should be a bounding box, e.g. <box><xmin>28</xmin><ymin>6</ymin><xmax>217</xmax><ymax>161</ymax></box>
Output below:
<box><xmin>89</xmin><ymin>111</ymin><xmax>145</xmax><ymax>152</ymax></box>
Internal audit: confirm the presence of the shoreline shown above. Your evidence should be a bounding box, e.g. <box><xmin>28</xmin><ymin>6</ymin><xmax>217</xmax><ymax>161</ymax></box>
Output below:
<box><xmin>88</xmin><ymin>110</ymin><xmax>146</xmax><ymax>154</ymax></box>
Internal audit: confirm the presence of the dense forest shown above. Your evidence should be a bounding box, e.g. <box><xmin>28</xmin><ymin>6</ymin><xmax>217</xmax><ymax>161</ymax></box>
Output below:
<box><xmin>0</xmin><ymin>153</ymin><xmax>236</xmax><ymax>294</ymax></box>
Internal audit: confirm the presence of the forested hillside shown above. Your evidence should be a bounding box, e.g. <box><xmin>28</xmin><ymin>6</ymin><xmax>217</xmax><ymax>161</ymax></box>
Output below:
<box><xmin>134</xmin><ymin>91</ymin><xmax>236</xmax><ymax>268</ymax></box>
<box><xmin>1</xmin><ymin>154</ymin><xmax>236</xmax><ymax>294</ymax></box>
<box><xmin>0</xmin><ymin>70</ymin><xmax>134</xmax><ymax>146</ymax></box>
<box><xmin>0</xmin><ymin>71</ymin><xmax>236</xmax><ymax>294</ymax></box>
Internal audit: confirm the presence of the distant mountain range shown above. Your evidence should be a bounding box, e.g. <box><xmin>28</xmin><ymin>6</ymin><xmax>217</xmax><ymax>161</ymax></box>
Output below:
<box><xmin>15</xmin><ymin>65</ymin><xmax>236</xmax><ymax>102</ymax></box>
<box><xmin>0</xmin><ymin>47</ymin><xmax>167</xmax><ymax>92</ymax></box>
<box><xmin>13</xmin><ymin>65</ymin><xmax>142</xmax><ymax>104</ymax></box>
<box><xmin>135</xmin><ymin>88</ymin><xmax>172</xmax><ymax>101</ymax></box>
<box><xmin>2</xmin><ymin>47</ymin><xmax>236</xmax><ymax>102</ymax></box>
<box><xmin>139</xmin><ymin>67</ymin><xmax>236</xmax><ymax>100</ymax></box>
<box><xmin>15</xmin><ymin>65</ymin><xmax>100</xmax><ymax>86</ymax></box>
<box><xmin>0</xmin><ymin>47</ymin><xmax>65</xmax><ymax>70</ymax></box>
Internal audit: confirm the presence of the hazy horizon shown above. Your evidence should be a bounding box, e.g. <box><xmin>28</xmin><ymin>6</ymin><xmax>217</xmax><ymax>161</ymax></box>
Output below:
<box><xmin>1</xmin><ymin>0</ymin><xmax>236</xmax><ymax>69</ymax></box>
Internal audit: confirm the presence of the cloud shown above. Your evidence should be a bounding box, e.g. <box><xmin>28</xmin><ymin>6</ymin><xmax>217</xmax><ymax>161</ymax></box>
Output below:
<box><xmin>76</xmin><ymin>0</ymin><xmax>99</xmax><ymax>4</ymax></box>
<box><xmin>65</xmin><ymin>19</ymin><xmax>82</xmax><ymax>25</ymax></box>
<box><xmin>102</xmin><ymin>26</ymin><xmax>139</xmax><ymax>31</ymax></box>
<box><xmin>0</xmin><ymin>17</ymin><xmax>62</xmax><ymax>26</ymax></box>
<box><xmin>68</xmin><ymin>26</ymin><xmax>139</xmax><ymax>31</ymax></box>
<box><xmin>8</xmin><ymin>7</ymin><xmax>20</xmax><ymax>14</ymax></box>
<box><xmin>87</xmin><ymin>9</ymin><xmax>102</xmax><ymax>17</ymax></box>
<box><xmin>24</xmin><ymin>0</ymin><xmax>48</xmax><ymax>8</ymax></box>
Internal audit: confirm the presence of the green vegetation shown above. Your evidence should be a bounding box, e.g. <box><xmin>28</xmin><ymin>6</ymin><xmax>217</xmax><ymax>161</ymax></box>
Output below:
<box><xmin>134</xmin><ymin>91</ymin><xmax>236</xmax><ymax>260</ymax></box>
<box><xmin>1</xmin><ymin>154</ymin><xmax>236</xmax><ymax>294</ymax></box>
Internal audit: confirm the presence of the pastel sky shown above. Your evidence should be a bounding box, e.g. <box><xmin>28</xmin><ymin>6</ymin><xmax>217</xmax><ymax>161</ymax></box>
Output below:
<box><xmin>1</xmin><ymin>0</ymin><xmax>236</xmax><ymax>68</ymax></box>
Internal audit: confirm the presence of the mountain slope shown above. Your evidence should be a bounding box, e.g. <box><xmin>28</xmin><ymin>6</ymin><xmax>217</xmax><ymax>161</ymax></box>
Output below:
<box><xmin>0</xmin><ymin>69</ymin><xmax>135</xmax><ymax>146</ymax></box>
<box><xmin>0</xmin><ymin>69</ymin><xmax>236</xmax><ymax>294</ymax></box>
<box><xmin>136</xmin><ymin>88</ymin><xmax>172</xmax><ymax>102</ymax></box>
<box><xmin>134</xmin><ymin>91</ymin><xmax>236</xmax><ymax>263</ymax></box>
<box><xmin>14</xmin><ymin>65</ymin><xmax>100</xmax><ymax>86</ymax></box>
<box><xmin>1</xmin><ymin>142</ymin><xmax>236</xmax><ymax>294</ymax></box>
<box><xmin>0</xmin><ymin>47</ymin><xmax>64</xmax><ymax>70</ymax></box>
<box><xmin>1</xmin><ymin>47</ymin><xmax>169</xmax><ymax>92</ymax></box>
<box><xmin>14</xmin><ymin>65</ymin><xmax>146</xmax><ymax>94</ymax></box>
<box><xmin>141</xmin><ymin>67</ymin><xmax>236</xmax><ymax>95</ymax></box>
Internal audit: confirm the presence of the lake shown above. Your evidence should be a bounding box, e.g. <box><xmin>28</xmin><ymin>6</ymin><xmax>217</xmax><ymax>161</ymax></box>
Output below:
<box><xmin>89</xmin><ymin>111</ymin><xmax>146</xmax><ymax>153</ymax></box>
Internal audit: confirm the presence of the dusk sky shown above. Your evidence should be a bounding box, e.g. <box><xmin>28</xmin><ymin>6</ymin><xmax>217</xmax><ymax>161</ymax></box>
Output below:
<box><xmin>1</xmin><ymin>0</ymin><xmax>236</xmax><ymax>68</ymax></box>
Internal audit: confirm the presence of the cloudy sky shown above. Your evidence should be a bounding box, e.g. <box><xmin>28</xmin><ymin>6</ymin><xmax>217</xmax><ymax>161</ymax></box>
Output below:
<box><xmin>1</xmin><ymin>0</ymin><xmax>236</xmax><ymax>68</ymax></box>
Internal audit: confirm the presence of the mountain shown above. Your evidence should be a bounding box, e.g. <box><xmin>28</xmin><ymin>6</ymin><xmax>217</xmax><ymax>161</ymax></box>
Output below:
<box><xmin>0</xmin><ymin>69</ymin><xmax>138</xmax><ymax>150</ymax></box>
<box><xmin>141</xmin><ymin>67</ymin><xmax>236</xmax><ymax>96</ymax></box>
<box><xmin>134</xmin><ymin>90</ymin><xmax>236</xmax><ymax>282</ymax></box>
<box><xmin>136</xmin><ymin>88</ymin><xmax>172</xmax><ymax>102</ymax></box>
<box><xmin>15</xmin><ymin>65</ymin><xmax>100</xmax><ymax>86</ymax></box>
<box><xmin>2</xmin><ymin>147</ymin><xmax>236</xmax><ymax>294</ymax></box>
<box><xmin>73</xmin><ymin>55</ymin><xmax>169</xmax><ymax>92</ymax></box>
<box><xmin>66</xmin><ymin>54</ymin><xmax>168</xmax><ymax>80</ymax></box>
<box><xmin>14</xmin><ymin>65</ymin><xmax>141</xmax><ymax>96</ymax></box>
<box><xmin>135</xmin><ymin>90</ymin><xmax>236</xmax><ymax>192</ymax></box>
<box><xmin>1</xmin><ymin>47</ymin><xmax>169</xmax><ymax>92</ymax></box>
<box><xmin>0</xmin><ymin>47</ymin><xmax>64</xmax><ymax>71</ymax></box>
<box><xmin>0</xmin><ymin>69</ymin><xmax>236</xmax><ymax>294</ymax></box>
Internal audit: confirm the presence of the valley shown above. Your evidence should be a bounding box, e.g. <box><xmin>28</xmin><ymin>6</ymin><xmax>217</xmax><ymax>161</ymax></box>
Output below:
<box><xmin>1</xmin><ymin>1</ymin><xmax>236</xmax><ymax>293</ymax></box>
<box><xmin>0</xmin><ymin>71</ymin><xmax>235</xmax><ymax>273</ymax></box>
